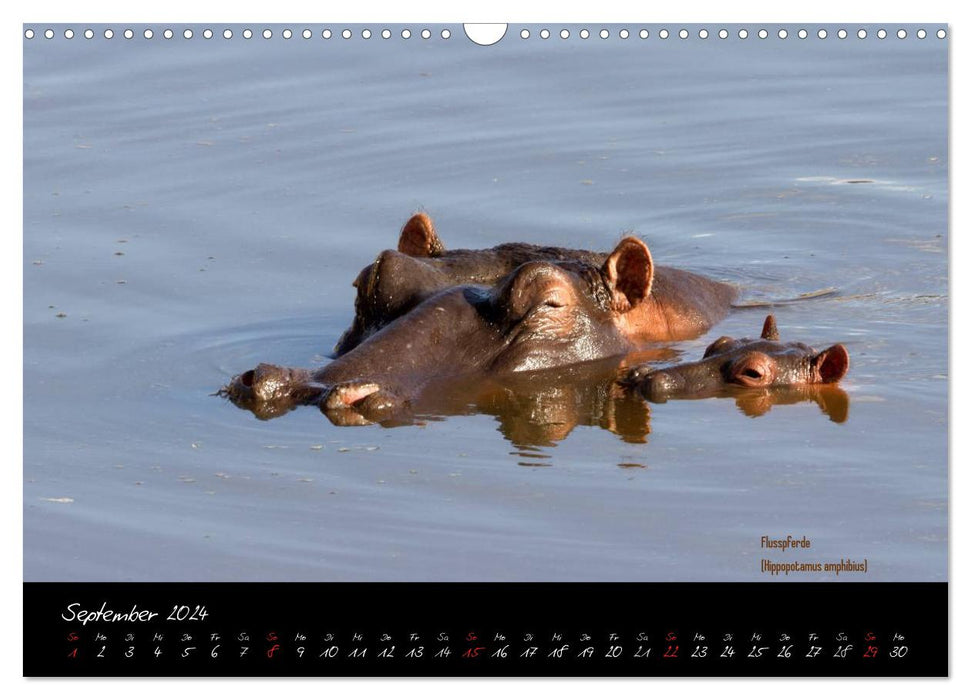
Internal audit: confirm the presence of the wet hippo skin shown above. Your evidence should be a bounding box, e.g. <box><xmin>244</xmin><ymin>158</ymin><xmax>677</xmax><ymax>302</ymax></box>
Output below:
<box><xmin>333</xmin><ymin>212</ymin><xmax>737</xmax><ymax>355</ymax></box>
<box><xmin>622</xmin><ymin>315</ymin><xmax>850</xmax><ymax>421</ymax></box>
<box><xmin>221</xmin><ymin>234</ymin><xmax>728</xmax><ymax>424</ymax></box>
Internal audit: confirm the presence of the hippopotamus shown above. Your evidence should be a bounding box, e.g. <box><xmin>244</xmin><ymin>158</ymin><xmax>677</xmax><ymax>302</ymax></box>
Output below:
<box><xmin>333</xmin><ymin>212</ymin><xmax>737</xmax><ymax>355</ymax></box>
<box><xmin>221</xmin><ymin>233</ymin><xmax>727</xmax><ymax>424</ymax></box>
<box><xmin>624</xmin><ymin>315</ymin><xmax>850</xmax><ymax>407</ymax></box>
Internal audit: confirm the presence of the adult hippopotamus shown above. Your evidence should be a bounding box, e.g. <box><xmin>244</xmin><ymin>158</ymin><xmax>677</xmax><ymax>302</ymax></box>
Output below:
<box><xmin>221</xmin><ymin>235</ymin><xmax>725</xmax><ymax>423</ymax></box>
<box><xmin>333</xmin><ymin>212</ymin><xmax>737</xmax><ymax>355</ymax></box>
<box><xmin>624</xmin><ymin>315</ymin><xmax>850</xmax><ymax>403</ymax></box>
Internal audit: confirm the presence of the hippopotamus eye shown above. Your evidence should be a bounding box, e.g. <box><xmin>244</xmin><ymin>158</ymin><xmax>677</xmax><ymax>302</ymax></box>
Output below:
<box><xmin>541</xmin><ymin>288</ymin><xmax>569</xmax><ymax>309</ymax></box>
<box><xmin>729</xmin><ymin>352</ymin><xmax>775</xmax><ymax>387</ymax></box>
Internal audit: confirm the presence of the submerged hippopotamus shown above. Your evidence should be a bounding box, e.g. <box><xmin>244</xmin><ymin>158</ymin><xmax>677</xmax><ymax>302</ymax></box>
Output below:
<box><xmin>221</xmin><ymin>232</ymin><xmax>731</xmax><ymax>424</ymax></box>
<box><xmin>624</xmin><ymin>315</ymin><xmax>850</xmax><ymax>405</ymax></box>
<box><xmin>333</xmin><ymin>212</ymin><xmax>737</xmax><ymax>355</ymax></box>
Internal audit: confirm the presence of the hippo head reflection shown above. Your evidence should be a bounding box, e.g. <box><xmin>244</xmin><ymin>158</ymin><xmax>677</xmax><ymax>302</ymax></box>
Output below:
<box><xmin>223</xmin><ymin>346</ymin><xmax>849</xmax><ymax>464</ymax></box>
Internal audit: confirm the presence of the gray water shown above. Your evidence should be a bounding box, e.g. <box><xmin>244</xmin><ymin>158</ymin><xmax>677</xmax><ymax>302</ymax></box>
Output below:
<box><xmin>24</xmin><ymin>24</ymin><xmax>947</xmax><ymax>581</ymax></box>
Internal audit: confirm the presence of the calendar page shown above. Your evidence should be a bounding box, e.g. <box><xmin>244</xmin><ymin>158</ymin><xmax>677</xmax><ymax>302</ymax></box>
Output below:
<box><xmin>22</xmin><ymin>21</ymin><xmax>948</xmax><ymax>677</ymax></box>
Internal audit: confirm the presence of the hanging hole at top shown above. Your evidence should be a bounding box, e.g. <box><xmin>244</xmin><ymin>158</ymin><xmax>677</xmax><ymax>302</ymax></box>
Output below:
<box><xmin>464</xmin><ymin>24</ymin><xmax>507</xmax><ymax>46</ymax></box>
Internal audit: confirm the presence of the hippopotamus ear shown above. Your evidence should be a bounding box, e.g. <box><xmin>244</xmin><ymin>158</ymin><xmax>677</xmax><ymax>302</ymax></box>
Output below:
<box><xmin>813</xmin><ymin>344</ymin><xmax>850</xmax><ymax>383</ymax></box>
<box><xmin>398</xmin><ymin>212</ymin><xmax>446</xmax><ymax>257</ymax></box>
<box><xmin>761</xmin><ymin>315</ymin><xmax>780</xmax><ymax>341</ymax></box>
<box><xmin>603</xmin><ymin>237</ymin><xmax>654</xmax><ymax>312</ymax></box>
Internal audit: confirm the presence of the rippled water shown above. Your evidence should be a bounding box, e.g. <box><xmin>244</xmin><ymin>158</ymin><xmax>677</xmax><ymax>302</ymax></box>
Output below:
<box><xmin>24</xmin><ymin>25</ymin><xmax>947</xmax><ymax>581</ymax></box>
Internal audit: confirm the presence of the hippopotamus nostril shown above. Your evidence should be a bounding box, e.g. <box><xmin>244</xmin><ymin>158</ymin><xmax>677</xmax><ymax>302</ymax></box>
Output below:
<box><xmin>239</xmin><ymin>369</ymin><xmax>255</xmax><ymax>388</ymax></box>
<box><xmin>624</xmin><ymin>364</ymin><xmax>652</xmax><ymax>385</ymax></box>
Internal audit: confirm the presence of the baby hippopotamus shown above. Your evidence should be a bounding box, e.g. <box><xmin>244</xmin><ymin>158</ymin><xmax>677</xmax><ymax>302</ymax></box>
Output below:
<box><xmin>334</xmin><ymin>212</ymin><xmax>737</xmax><ymax>355</ymax></box>
<box><xmin>625</xmin><ymin>315</ymin><xmax>850</xmax><ymax>402</ymax></box>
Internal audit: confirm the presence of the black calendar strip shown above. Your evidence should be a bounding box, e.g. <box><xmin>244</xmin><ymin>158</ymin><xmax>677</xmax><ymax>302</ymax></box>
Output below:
<box><xmin>23</xmin><ymin>582</ymin><xmax>946</xmax><ymax>677</ymax></box>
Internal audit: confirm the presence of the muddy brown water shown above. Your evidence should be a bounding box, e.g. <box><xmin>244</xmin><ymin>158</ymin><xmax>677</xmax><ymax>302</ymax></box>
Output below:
<box><xmin>24</xmin><ymin>25</ymin><xmax>946</xmax><ymax>581</ymax></box>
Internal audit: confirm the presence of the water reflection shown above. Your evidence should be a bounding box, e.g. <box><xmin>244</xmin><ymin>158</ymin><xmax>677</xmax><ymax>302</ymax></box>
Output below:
<box><xmin>643</xmin><ymin>383</ymin><xmax>850</xmax><ymax>423</ymax></box>
<box><xmin>383</xmin><ymin>356</ymin><xmax>666</xmax><ymax>466</ymax></box>
<box><xmin>224</xmin><ymin>349</ymin><xmax>849</xmax><ymax>467</ymax></box>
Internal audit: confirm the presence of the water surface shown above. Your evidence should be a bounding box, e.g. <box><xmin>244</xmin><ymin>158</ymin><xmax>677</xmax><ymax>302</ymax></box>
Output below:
<box><xmin>24</xmin><ymin>25</ymin><xmax>947</xmax><ymax>581</ymax></box>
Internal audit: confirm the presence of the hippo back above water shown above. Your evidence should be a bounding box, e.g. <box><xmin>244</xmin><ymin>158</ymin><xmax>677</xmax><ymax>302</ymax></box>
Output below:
<box><xmin>334</xmin><ymin>212</ymin><xmax>738</xmax><ymax>355</ymax></box>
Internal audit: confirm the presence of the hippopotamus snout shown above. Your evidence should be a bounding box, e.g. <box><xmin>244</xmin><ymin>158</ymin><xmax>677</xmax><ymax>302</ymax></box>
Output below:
<box><xmin>219</xmin><ymin>364</ymin><xmax>318</xmax><ymax>419</ymax></box>
<box><xmin>223</xmin><ymin>363</ymin><xmax>312</xmax><ymax>403</ymax></box>
<box><xmin>630</xmin><ymin>368</ymin><xmax>685</xmax><ymax>402</ymax></box>
<box><xmin>220</xmin><ymin>362</ymin><xmax>407</xmax><ymax>425</ymax></box>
